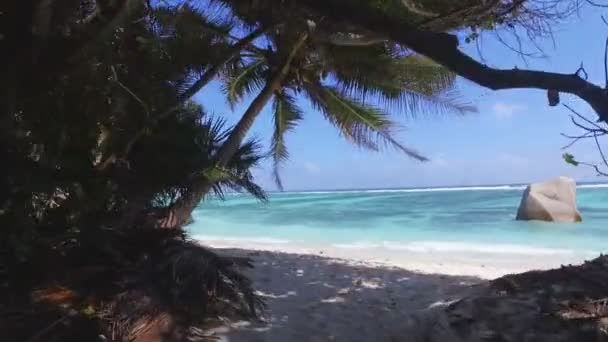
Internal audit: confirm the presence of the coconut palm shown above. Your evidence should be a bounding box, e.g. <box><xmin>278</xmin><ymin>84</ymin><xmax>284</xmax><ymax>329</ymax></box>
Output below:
<box><xmin>225</xmin><ymin>37</ymin><xmax>475</xmax><ymax>186</ymax></box>
<box><xmin>128</xmin><ymin>104</ymin><xmax>268</xmax><ymax>206</ymax></box>
<box><xmin>158</xmin><ymin>22</ymin><xmax>474</xmax><ymax>228</ymax></box>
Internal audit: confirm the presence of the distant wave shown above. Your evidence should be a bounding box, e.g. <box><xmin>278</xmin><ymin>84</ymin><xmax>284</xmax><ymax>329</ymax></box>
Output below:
<box><xmin>283</xmin><ymin>185</ymin><xmax>524</xmax><ymax>195</ymax></box>
<box><xmin>579</xmin><ymin>183</ymin><xmax>608</xmax><ymax>189</ymax></box>
<box><xmin>282</xmin><ymin>183</ymin><xmax>608</xmax><ymax>195</ymax></box>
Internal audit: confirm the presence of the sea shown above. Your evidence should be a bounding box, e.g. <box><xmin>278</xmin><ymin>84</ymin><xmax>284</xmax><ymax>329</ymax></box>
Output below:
<box><xmin>188</xmin><ymin>183</ymin><xmax>608</xmax><ymax>257</ymax></box>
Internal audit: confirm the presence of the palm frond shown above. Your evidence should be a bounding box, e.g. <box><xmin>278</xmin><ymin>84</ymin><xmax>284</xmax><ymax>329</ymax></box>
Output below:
<box><xmin>378</xmin><ymin>56</ymin><xmax>477</xmax><ymax>116</ymax></box>
<box><xmin>271</xmin><ymin>92</ymin><xmax>303</xmax><ymax>190</ymax></box>
<box><xmin>197</xmin><ymin>114</ymin><xmax>231</xmax><ymax>150</ymax></box>
<box><xmin>372</xmin><ymin>83</ymin><xmax>477</xmax><ymax>118</ymax></box>
<box><xmin>154</xmin><ymin>3</ymin><xmax>233</xmax><ymax>38</ymax></box>
<box><xmin>222</xmin><ymin>59</ymin><xmax>267</xmax><ymax>109</ymax></box>
<box><xmin>304</xmin><ymin>82</ymin><xmax>427</xmax><ymax>161</ymax></box>
<box><xmin>210</xmin><ymin>172</ymin><xmax>267</xmax><ymax>202</ymax></box>
<box><xmin>394</xmin><ymin>55</ymin><xmax>455</xmax><ymax>94</ymax></box>
<box><xmin>127</xmin><ymin>230</ymin><xmax>264</xmax><ymax>322</ymax></box>
<box><xmin>146</xmin><ymin>112</ymin><xmax>266</xmax><ymax>204</ymax></box>
<box><xmin>324</xmin><ymin>46</ymin><xmax>476</xmax><ymax>117</ymax></box>
<box><xmin>153</xmin><ymin>4</ymin><xmax>234</xmax><ymax>73</ymax></box>
<box><xmin>224</xmin><ymin>172</ymin><xmax>268</xmax><ymax>201</ymax></box>
<box><xmin>208</xmin><ymin>137</ymin><xmax>268</xmax><ymax>202</ymax></box>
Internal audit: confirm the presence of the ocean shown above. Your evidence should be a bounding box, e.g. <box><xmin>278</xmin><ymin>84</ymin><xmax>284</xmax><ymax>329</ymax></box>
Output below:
<box><xmin>188</xmin><ymin>184</ymin><xmax>608</xmax><ymax>257</ymax></box>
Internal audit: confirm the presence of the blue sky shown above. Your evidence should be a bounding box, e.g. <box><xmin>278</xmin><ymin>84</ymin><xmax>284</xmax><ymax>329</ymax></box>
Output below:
<box><xmin>196</xmin><ymin>7</ymin><xmax>608</xmax><ymax>191</ymax></box>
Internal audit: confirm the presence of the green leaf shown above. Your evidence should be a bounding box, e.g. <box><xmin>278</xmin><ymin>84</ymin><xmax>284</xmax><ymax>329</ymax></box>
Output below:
<box><xmin>222</xmin><ymin>59</ymin><xmax>266</xmax><ymax>109</ymax></box>
<box><xmin>197</xmin><ymin>166</ymin><xmax>231</xmax><ymax>183</ymax></box>
<box><xmin>271</xmin><ymin>92</ymin><xmax>303</xmax><ymax>190</ymax></box>
<box><xmin>305</xmin><ymin>82</ymin><xmax>427</xmax><ymax>161</ymax></box>
<box><xmin>563</xmin><ymin>153</ymin><xmax>579</xmax><ymax>166</ymax></box>
<box><xmin>325</xmin><ymin>46</ymin><xmax>476</xmax><ymax>116</ymax></box>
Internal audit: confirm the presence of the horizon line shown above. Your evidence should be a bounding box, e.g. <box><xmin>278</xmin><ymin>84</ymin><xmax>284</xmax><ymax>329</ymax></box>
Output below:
<box><xmin>263</xmin><ymin>179</ymin><xmax>608</xmax><ymax>194</ymax></box>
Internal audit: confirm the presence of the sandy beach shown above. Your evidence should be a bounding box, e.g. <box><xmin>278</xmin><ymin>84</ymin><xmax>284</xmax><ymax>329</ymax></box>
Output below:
<box><xmin>199</xmin><ymin>237</ymin><xmax>597</xmax><ymax>279</ymax></box>
<box><xmin>206</xmin><ymin>244</ymin><xmax>598</xmax><ymax>342</ymax></box>
<box><xmin>209</xmin><ymin>248</ymin><xmax>479</xmax><ymax>342</ymax></box>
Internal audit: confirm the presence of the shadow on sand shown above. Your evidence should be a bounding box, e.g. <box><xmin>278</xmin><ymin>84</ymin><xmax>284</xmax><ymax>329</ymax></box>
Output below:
<box><xmin>211</xmin><ymin>249</ymin><xmax>482</xmax><ymax>342</ymax></box>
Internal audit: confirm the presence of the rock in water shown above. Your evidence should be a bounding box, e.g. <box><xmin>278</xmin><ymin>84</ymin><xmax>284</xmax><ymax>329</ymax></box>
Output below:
<box><xmin>516</xmin><ymin>176</ymin><xmax>582</xmax><ymax>222</ymax></box>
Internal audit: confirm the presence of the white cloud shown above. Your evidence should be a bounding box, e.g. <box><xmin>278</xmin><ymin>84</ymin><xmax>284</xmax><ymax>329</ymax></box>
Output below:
<box><xmin>493</xmin><ymin>102</ymin><xmax>527</xmax><ymax>119</ymax></box>
<box><xmin>429</xmin><ymin>154</ymin><xmax>448</xmax><ymax>167</ymax></box>
<box><xmin>303</xmin><ymin>161</ymin><xmax>321</xmax><ymax>174</ymax></box>
<box><xmin>497</xmin><ymin>153</ymin><xmax>528</xmax><ymax>167</ymax></box>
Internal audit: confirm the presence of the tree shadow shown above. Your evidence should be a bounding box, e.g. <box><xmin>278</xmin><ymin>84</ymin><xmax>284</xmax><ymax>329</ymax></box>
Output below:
<box><xmin>210</xmin><ymin>249</ymin><xmax>482</xmax><ymax>342</ymax></box>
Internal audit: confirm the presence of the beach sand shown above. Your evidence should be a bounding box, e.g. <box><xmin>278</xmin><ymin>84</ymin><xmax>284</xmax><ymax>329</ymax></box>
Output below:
<box><xmin>209</xmin><ymin>248</ymin><xmax>479</xmax><ymax>342</ymax></box>
<box><xmin>201</xmin><ymin>238</ymin><xmax>595</xmax><ymax>279</ymax></box>
<box><xmin>206</xmin><ymin>244</ymin><xmax>596</xmax><ymax>342</ymax></box>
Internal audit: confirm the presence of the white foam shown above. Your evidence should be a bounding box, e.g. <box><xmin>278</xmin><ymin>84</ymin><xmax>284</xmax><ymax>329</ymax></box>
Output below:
<box><xmin>578</xmin><ymin>183</ymin><xmax>608</xmax><ymax>189</ymax></box>
<box><xmin>279</xmin><ymin>183</ymin><xmax>608</xmax><ymax>195</ymax></box>
<box><xmin>196</xmin><ymin>235</ymin><xmax>592</xmax><ymax>258</ymax></box>
<box><xmin>332</xmin><ymin>240</ymin><xmax>584</xmax><ymax>256</ymax></box>
<box><xmin>192</xmin><ymin>235</ymin><xmax>290</xmax><ymax>245</ymax></box>
<box><xmin>282</xmin><ymin>185</ymin><xmax>525</xmax><ymax>195</ymax></box>
<box><xmin>395</xmin><ymin>185</ymin><xmax>525</xmax><ymax>192</ymax></box>
<box><xmin>332</xmin><ymin>242</ymin><xmax>382</xmax><ymax>249</ymax></box>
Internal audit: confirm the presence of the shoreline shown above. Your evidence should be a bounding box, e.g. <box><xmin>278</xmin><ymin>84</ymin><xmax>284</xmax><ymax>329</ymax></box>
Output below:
<box><xmin>199</xmin><ymin>237</ymin><xmax>598</xmax><ymax>279</ymax></box>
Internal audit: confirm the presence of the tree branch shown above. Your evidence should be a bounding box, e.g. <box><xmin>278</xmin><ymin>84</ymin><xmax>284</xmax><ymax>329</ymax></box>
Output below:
<box><xmin>579</xmin><ymin>161</ymin><xmax>608</xmax><ymax>176</ymax></box>
<box><xmin>594</xmin><ymin>131</ymin><xmax>608</xmax><ymax>169</ymax></box>
<box><xmin>561</xmin><ymin>102</ymin><xmax>608</xmax><ymax>177</ymax></box>
<box><xmin>110</xmin><ymin>65</ymin><xmax>150</xmax><ymax>118</ymax></box>
<box><xmin>400</xmin><ymin>0</ymin><xmax>437</xmax><ymax>18</ymax></box>
<box><xmin>295</xmin><ymin>0</ymin><xmax>608</xmax><ymax>122</ymax></box>
<box><xmin>564</xmin><ymin>103</ymin><xmax>608</xmax><ymax>132</ymax></box>
<box><xmin>173</xmin><ymin>26</ymin><xmax>268</xmax><ymax>107</ymax></box>
<box><xmin>320</xmin><ymin>32</ymin><xmax>387</xmax><ymax>46</ymax></box>
<box><xmin>560</xmin><ymin>131</ymin><xmax>595</xmax><ymax>149</ymax></box>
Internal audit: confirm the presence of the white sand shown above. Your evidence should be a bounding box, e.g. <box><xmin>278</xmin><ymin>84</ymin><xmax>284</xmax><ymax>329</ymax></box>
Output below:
<box><xmin>202</xmin><ymin>239</ymin><xmax>596</xmax><ymax>279</ymax></box>
<box><xmin>205</xmin><ymin>242</ymin><xmax>598</xmax><ymax>342</ymax></box>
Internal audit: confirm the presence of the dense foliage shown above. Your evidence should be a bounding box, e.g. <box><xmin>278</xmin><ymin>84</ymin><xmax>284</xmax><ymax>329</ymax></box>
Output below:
<box><xmin>1</xmin><ymin>1</ymin><xmax>267</xmax><ymax>340</ymax></box>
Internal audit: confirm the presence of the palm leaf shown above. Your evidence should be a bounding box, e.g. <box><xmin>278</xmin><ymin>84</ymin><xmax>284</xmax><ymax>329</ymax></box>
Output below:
<box><xmin>304</xmin><ymin>82</ymin><xmax>427</xmax><ymax>161</ymax></box>
<box><xmin>380</xmin><ymin>56</ymin><xmax>477</xmax><ymax>116</ymax></box>
<box><xmin>224</xmin><ymin>172</ymin><xmax>268</xmax><ymax>201</ymax></box>
<box><xmin>271</xmin><ymin>92</ymin><xmax>303</xmax><ymax>190</ymax></box>
<box><xmin>153</xmin><ymin>3</ymin><xmax>233</xmax><ymax>38</ymax></box>
<box><xmin>153</xmin><ymin>4</ymin><xmax>234</xmax><ymax>73</ymax></box>
<box><xmin>394</xmin><ymin>55</ymin><xmax>455</xmax><ymax>94</ymax></box>
<box><xmin>178</xmin><ymin>115</ymin><xmax>267</xmax><ymax>202</ymax></box>
<box><xmin>217</xmin><ymin>137</ymin><xmax>268</xmax><ymax>201</ymax></box>
<box><xmin>324</xmin><ymin>46</ymin><xmax>476</xmax><ymax>116</ymax></box>
<box><xmin>222</xmin><ymin>58</ymin><xmax>266</xmax><ymax>109</ymax></box>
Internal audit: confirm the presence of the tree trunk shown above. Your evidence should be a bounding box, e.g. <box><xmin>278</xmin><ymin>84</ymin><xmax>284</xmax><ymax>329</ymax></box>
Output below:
<box><xmin>156</xmin><ymin>33</ymin><xmax>309</xmax><ymax>228</ymax></box>
<box><xmin>155</xmin><ymin>83</ymin><xmax>277</xmax><ymax>228</ymax></box>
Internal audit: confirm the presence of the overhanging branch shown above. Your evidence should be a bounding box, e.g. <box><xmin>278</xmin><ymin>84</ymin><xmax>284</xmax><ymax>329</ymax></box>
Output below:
<box><xmin>295</xmin><ymin>0</ymin><xmax>608</xmax><ymax>122</ymax></box>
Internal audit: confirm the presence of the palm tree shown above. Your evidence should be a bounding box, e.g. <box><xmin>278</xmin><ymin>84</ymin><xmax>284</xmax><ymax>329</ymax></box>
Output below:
<box><xmin>158</xmin><ymin>22</ymin><xmax>474</xmax><ymax>228</ymax></box>
<box><xmin>123</xmin><ymin>103</ymin><xmax>267</xmax><ymax>228</ymax></box>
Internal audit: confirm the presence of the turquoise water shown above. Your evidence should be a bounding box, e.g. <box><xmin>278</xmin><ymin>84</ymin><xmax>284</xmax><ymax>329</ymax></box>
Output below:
<box><xmin>189</xmin><ymin>185</ymin><xmax>608</xmax><ymax>254</ymax></box>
